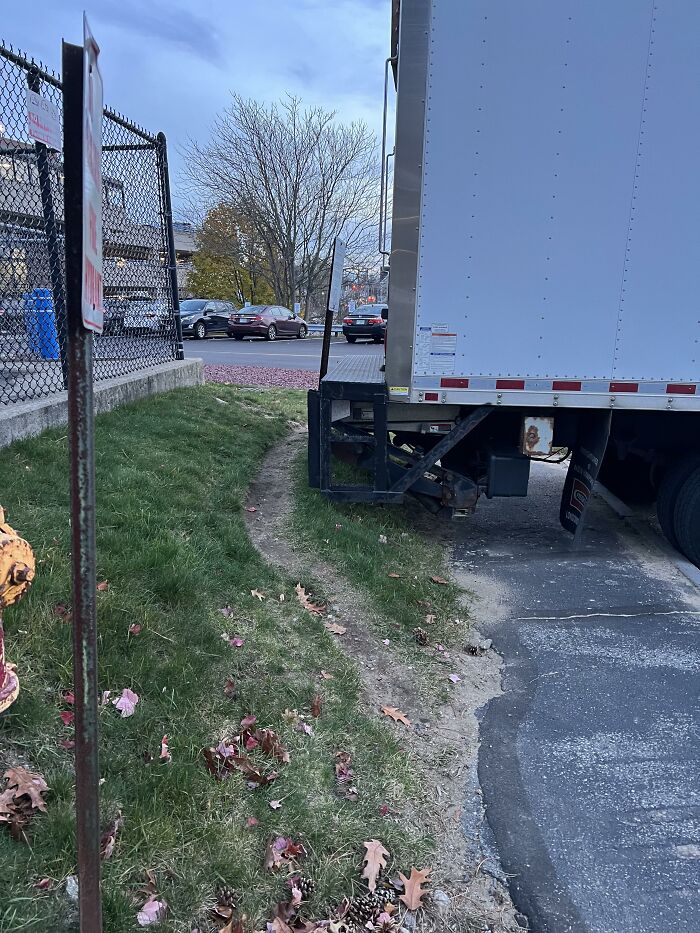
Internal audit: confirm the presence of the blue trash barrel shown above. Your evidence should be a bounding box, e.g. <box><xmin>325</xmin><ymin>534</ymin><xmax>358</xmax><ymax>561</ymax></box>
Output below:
<box><xmin>23</xmin><ymin>289</ymin><xmax>60</xmax><ymax>360</ymax></box>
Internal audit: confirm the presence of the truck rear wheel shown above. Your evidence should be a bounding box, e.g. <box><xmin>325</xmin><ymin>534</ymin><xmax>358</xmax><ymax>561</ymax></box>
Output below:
<box><xmin>656</xmin><ymin>454</ymin><xmax>700</xmax><ymax>550</ymax></box>
<box><xmin>671</xmin><ymin>466</ymin><xmax>700</xmax><ymax>566</ymax></box>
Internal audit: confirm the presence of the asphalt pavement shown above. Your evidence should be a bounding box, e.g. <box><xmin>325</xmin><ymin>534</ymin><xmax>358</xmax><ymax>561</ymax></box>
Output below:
<box><xmin>452</xmin><ymin>465</ymin><xmax>700</xmax><ymax>933</ymax></box>
<box><xmin>184</xmin><ymin>334</ymin><xmax>383</xmax><ymax>370</ymax></box>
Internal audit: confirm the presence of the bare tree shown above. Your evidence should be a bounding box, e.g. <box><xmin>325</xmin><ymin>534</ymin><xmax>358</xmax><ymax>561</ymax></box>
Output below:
<box><xmin>183</xmin><ymin>96</ymin><xmax>379</xmax><ymax>315</ymax></box>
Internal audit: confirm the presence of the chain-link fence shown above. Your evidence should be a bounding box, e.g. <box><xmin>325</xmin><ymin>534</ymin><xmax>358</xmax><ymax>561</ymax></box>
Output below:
<box><xmin>0</xmin><ymin>43</ymin><xmax>181</xmax><ymax>406</ymax></box>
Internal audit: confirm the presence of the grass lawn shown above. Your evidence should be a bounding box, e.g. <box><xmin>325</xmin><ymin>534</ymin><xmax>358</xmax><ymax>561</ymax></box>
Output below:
<box><xmin>0</xmin><ymin>385</ymin><xmax>429</xmax><ymax>932</ymax></box>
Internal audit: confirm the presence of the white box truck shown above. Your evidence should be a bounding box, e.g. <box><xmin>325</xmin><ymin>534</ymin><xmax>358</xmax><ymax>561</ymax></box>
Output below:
<box><xmin>308</xmin><ymin>0</ymin><xmax>700</xmax><ymax>565</ymax></box>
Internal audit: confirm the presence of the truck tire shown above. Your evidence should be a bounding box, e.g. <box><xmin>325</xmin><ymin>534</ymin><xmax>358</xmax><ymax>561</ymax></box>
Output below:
<box><xmin>672</xmin><ymin>466</ymin><xmax>700</xmax><ymax>566</ymax></box>
<box><xmin>656</xmin><ymin>454</ymin><xmax>700</xmax><ymax>550</ymax></box>
<box><xmin>597</xmin><ymin>452</ymin><xmax>656</xmax><ymax>504</ymax></box>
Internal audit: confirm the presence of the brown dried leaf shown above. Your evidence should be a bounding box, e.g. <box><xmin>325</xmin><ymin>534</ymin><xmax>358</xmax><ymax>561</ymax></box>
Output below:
<box><xmin>319</xmin><ymin>670</ymin><xmax>333</xmax><ymax>680</ymax></box>
<box><xmin>100</xmin><ymin>810</ymin><xmax>123</xmax><ymax>860</ymax></box>
<box><xmin>398</xmin><ymin>867</ymin><xmax>432</xmax><ymax>910</ymax></box>
<box><xmin>430</xmin><ymin>575</ymin><xmax>449</xmax><ymax>585</ymax></box>
<box><xmin>362</xmin><ymin>839</ymin><xmax>389</xmax><ymax>892</ymax></box>
<box><xmin>324</xmin><ymin>621</ymin><xmax>346</xmax><ymax>636</ymax></box>
<box><xmin>295</xmin><ymin>583</ymin><xmax>326</xmax><ymax>615</ymax></box>
<box><xmin>97</xmin><ymin>580</ymin><xmax>109</xmax><ymax>592</ymax></box>
<box><xmin>223</xmin><ymin>677</ymin><xmax>237</xmax><ymax>699</ymax></box>
<box><xmin>52</xmin><ymin>603</ymin><xmax>72</xmax><ymax>621</ymax></box>
<box><xmin>3</xmin><ymin>768</ymin><xmax>49</xmax><ymax>811</ymax></box>
<box><xmin>311</xmin><ymin>694</ymin><xmax>322</xmax><ymax>718</ymax></box>
<box><xmin>387</xmin><ymin>572</ymin><xmax>401</xmax><ymax>579</ymax></box>
<box><xmin>380</xmin><ymin>706</ymin><xmax>412</xmax><ymax>727</ymax></box>
<box><xmin>251</xmin><ymin>588</ymin><xmax>266</xmax><ymax>601</ymax></box>
<box><xmin>256</xmin><ymin>728</ymin><xmax>291</xmax><ymax>764</ymax></box>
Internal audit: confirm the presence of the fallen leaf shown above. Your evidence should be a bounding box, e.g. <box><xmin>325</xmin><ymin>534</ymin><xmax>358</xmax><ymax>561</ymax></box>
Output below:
<box><xmin>398</xmin><ymin>867</ymin><xmax>432</xmax><ymax>910</ymax></box>
<box><xmin>3</xmin><ymin>767</ymin><xmax>49</xmax><ymax>811</ymax></box>
<box><xmin>295</xmin><ymin>583</ymin><xmax>326</xmax><ymax>615</ymax></box>
<box><xmin>112</xmin><ymin>688</ymin><xmax>139</xmax><ymax>718</ymax></box>
<box><xmin>380</xmin><ymin>706</ymin><xmax>412</xmax><ymax>727</ymax></box>
<box><xmin>128</xmin><ymin>623</ymin><xmax>142</xmax><ymax>636</ymax></box>
<box><xmin>100</xmin><ymin>810</ymin><xmax>124</xmax><ymax>860</ymax></box>
<box><xmin>320</xmin><ymin>670</ymin><xmax>333</xmax><ymax>680</ymax></box>
<box><xmin>362</xmin><ymin>839</ymin><xmax>389</xmax><ymax>892</ymax></box>
<box><xmin>52</xmin><ymin>603</ymin><xmax>72</xmax><ymax>621</ymax></box>
<box><xmin>379</xmin><ymin>534</ymin><xmax>388</xmax><ymax>544</ymax></box>
<box><xmin>223</xmin><ymin>677</ymin><xmax>237</xmax><ymax>699</ymax></box>
<box><xmin>245</xmin><ymin>735</ymin><xmax>259</xmax><ymax>751</ymax></box>
<box><xmin>279</xmin><ymin>593</ymin><xmax>285</xmax><ymax>602</ymax></box>
<box><xmin>219</xmin><ymin>605</ymin><xmax>235</xmax><ymax>618</ymax></box>
<box><xmin>245</xmin><ymin>816</ymin><xmax>259</xmax><ymax>828</ymax></box>
<box><xmin>159</xmin><ymin>735</ymin><xmax>172</xmax><ymax>764</ymax></box>
<box><xmin>251</xmin><ymin>589</ymin><xmax>266</xmax><ymax>601</ymax></box>
<box><xmin>59</xmin><ymin>710</ymin><xmax>75</xmax><ymax>726</ymax></box>
<box><xmin>311</xmin><ymin>694</ymin><xmax>322</xmax><ymax>718</ymax></box>
<box><xmin>229</xmin><ymin>636</ymin><xmax>244</xmax><ymax>648</ymax></box>
<box><xmin>324</xmin><ymin>621</ymin><xmax>346</xmax><ymax>636</ymax></box>
<box><xmin>387</xmin><ymin>572</ymin><xmax>401</xmax><ymax>579</ymax></box>
<box><xmin>245</xmin><ymin>506</ymin><xmax>258</xmax><ymax>513</ymax></box>
<box><xmin>240</xmin><ymin>714</ymin><xmax>257</xmax><ymax>729</ymax></box>
<box><xmin>60</xmin><ymin>738</ymin><xmax>75</xmax><ymax>750</ymax></box>
<box><xmin>425</xmin><ymin>614</ymin><xmax>436</xmax><ymax>625</ymax></box>
<box><xmin>34</xmin><ymin>877</ymin><xmax>53</xmax><ymax>891</ymax></box>
<box><xmin>379</xmin><ymin>804</ymin><xmax>390</xmax><ymax>817</ymax></box>
<box><xmin>97</xmin><ymin>580</ymin><xmax>109</xmax><ymax>592</ymax></box>
<box><xmin>256</xmin><ymin>728</ymin><xmax>291</xmax><ymax>764</ymax></box>
<box><xmin>100</xmin><ymin>690</ymin><xmax>112</xmax><ymax>706</ymax></box>
<box><xmin>137</xmin><ymin>896</ymin><xmax>168</xmax><ymax>926</ymax></box>
<box><xmin>220</xmin><ymin>920</ymin><xmax>245</xmax><ymax>933</ymax></box>
<box><xmin>62</xmin><ymin>690</ymin><xmax>75</xmax><ymax>705</ymax></box>
<box><xmin>430</xmin><ymin>575</ymin><xmax>449</xmax><ymax>586</ymax></box>
<box><xmin>269</xmin><ymin>799</ymin><xmax>282</xmax><ymax>810</ymax></box>
<box><xmin>448</xmin><ymin>674</ymin><xmax>461</xmax><ymax>684</ymax></box>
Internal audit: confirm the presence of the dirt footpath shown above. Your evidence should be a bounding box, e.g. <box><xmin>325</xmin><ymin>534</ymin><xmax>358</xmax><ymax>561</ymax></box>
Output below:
<box><xmin>244</xmin><ymin>432</ymin><xmax>526</xmax><ymax>933</ymax></box>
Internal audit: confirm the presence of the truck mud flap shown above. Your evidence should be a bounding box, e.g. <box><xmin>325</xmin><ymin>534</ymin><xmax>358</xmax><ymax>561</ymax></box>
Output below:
<box><xmin>560</xmin><ymin>410</ymin><xmax>612</xmax><ymax>540</ymax></box>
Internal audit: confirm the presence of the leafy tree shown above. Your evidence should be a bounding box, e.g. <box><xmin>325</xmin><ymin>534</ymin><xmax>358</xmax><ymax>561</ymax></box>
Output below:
<box><xmin>189</xmin><ymin>204</ymin><xmax>275</xmax><ymax>306</ymax></box>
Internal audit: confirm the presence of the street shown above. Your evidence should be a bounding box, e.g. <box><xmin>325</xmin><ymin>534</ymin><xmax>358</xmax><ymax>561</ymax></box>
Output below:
<box><xmin>452</xmin><ymin>465</ymin><xmax>700</xmax><ymax>933</ymax></box>
<box><xmin>183</xmin><ymin>335</ymin><xmax>383</xmax><ymax>370</ymax></box>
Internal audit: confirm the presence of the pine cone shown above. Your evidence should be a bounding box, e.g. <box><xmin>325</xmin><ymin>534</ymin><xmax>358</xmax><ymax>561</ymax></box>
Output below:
<box><xmin>295</xmin><ymin>875</ymin><xmax>315</xmax><ymax>900</ymax></box>
<box><xmin>375</xmin><ymin>886</ymin><xmax>398</xmax><ymax>908</ymax></box>
<box><xmin>413</xmin><ymin>626</ymin><xmax>428</xmax><ymax>645</ymax></box>
<box><xmin>214</xmin><ymin>883</ymin><xmax>236</xmax><ymax>908</ymax></box>
<box><xmin>347</xmin><ymin>893</ymin><xmax>379</xmax><ymax>925</ymax></box>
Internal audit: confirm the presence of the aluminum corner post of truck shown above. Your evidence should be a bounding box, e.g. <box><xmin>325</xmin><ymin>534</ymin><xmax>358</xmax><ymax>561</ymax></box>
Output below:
<box><xmin>309</xmin><ymin>0</ymin><xmax>700</xmax><ymax>567</ymax></box>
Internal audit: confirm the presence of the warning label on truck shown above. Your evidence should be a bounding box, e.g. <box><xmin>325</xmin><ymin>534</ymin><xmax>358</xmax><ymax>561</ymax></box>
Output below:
<box><xmin>415</xmin><ymin>325</ymin><xmax>457</xmax><ymax>375</ymax></box>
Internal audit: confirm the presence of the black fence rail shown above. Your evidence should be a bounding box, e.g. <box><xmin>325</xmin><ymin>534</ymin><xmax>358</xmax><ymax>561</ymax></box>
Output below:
<box><xmin>0</xmin><ymin>43</ymin><xmax>182</xmax><ymax>406</ymax></box>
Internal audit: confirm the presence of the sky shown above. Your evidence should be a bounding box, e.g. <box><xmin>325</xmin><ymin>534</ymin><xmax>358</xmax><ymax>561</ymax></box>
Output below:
<box><xmin>1</xmin><ymin>0</ymin><xmax>391</xmax><ymax>215</ymax></box>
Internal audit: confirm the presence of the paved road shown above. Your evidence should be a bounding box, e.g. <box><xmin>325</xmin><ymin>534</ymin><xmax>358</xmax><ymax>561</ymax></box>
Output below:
<box><xmin>451</xmin><ymin>465</ymin><xmax>700</xmax><ymax>933</ymax></box>
<box><xmin>184</xmin><ymin>335</ymin><xmax>383</xmax><ymax>370</ymax></box>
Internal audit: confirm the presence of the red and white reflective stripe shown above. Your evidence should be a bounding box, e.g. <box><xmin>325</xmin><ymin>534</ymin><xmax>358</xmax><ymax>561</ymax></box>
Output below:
<box><xmin>436</xmin><ymin>377</ymin><xmax>699</xmax><ymax>395</ymax></box>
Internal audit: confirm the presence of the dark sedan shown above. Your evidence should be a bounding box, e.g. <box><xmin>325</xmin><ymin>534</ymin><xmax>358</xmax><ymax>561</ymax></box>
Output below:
<box><xmin>227</xmin><ymin>305</ymin><xmax>308</xmax><ymax>341</ymax></box>
<box><xmin>342</xmin><ymin>303</ymin><xmax>388</xmax><ymax>343</ymax></box>
<box><xmin>180</xmin><ymin>299</ymin><xmax>237</xmax><ymax>339</ymax></box>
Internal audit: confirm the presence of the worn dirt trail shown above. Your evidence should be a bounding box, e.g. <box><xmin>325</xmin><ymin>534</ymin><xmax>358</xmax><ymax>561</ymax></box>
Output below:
<box><xmin>244</xmin><ymin>432</ymin><xmax>525</xmax><ymax>933</ymax></box>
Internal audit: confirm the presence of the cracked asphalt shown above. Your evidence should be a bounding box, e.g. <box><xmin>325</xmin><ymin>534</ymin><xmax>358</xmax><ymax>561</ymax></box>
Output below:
<box><xmin>451</xmin><ymin>463</ymin><xmax>700</xmax><ymax>933</ymax></box>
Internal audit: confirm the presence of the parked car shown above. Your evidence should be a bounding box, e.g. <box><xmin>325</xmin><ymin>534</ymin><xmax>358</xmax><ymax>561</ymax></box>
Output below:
<box><xmin>121</xmin><ymin>294</ymin><xmax>170</xmax><ymax>335</ymax></box>
<box><xmin>227</xmin><ymin>305</ymin><xmax>308</xmax><ymax>341</ymax></box>
<box><xmin>180</xmin><ymin>299</ymin><xmax>237</xmax><ymax>339</ymax></box>
<box><xmin>342</xmin><ymin>303</ymin><xmax>388</xmax><ymax>343</ymax></box>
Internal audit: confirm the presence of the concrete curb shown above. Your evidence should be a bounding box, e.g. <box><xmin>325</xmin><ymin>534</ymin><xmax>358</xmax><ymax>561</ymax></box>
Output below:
<box><xmin>0</xmin><ymin>358</ymin><xmax>203</xmax><ymax>449</ymax></box>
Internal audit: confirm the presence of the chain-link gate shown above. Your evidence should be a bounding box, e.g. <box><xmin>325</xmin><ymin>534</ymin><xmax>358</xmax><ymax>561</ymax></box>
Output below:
<box><xmin>0</xmin><ymin>43</ymin><xmax>182</xmax><ymax>406</ymax></box>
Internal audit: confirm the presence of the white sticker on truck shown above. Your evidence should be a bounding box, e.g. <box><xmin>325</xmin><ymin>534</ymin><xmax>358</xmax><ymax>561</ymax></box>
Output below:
<box><xmin>415</xmin><ymin>325</ymin><xmax>456</xmax><ymax>375</ymax></box>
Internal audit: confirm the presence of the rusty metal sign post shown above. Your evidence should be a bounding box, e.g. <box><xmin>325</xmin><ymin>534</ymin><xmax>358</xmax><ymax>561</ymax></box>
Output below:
<box><xmin>62</xmin><ymin>17</ymin><xmax>104</xmax><ymax>933</ymax></box>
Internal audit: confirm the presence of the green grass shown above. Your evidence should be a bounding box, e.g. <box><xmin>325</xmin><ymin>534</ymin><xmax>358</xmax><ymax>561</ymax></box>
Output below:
<box><xmin>292</xmin><ymin>459</ymin><xmax>466</xmax><ymax>664</ymax></box>
<box><xmin>0</xmin><ymin>385</ymin><xmax>428</xmax><ymax>932</ymax></box>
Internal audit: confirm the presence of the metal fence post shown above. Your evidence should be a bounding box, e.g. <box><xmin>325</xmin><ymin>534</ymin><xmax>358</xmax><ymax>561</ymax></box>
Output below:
<box><xmin>26</xmin><ymin>65</ymin><xmax>69</xmax><ymax>388</ymax></box>
<box><xmin>156</xmin><ymin>132</ymin><xmax>184</xmax><ymax>360</ymax></box>
<box><xmin>62</xmin><ymin>38</ymin><xmax>103</xmax><ymax>933</ymax></box>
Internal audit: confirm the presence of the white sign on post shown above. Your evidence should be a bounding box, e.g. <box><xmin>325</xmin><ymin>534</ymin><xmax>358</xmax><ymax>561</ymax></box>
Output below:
<box><xmin>327</xmin><ymin>237</ymin><xmax>346</xmax><ymax>314</ymax></box>
<box><xmin>294</xmin><ymin>302</ymin><xmax>301</xmax><ymax>315</ymax></box>
<box><xmin>81</xmin><ymin>15</ymin><xmax>104</xmax><ymax>333</ymax></box>
<box><xmin>26</xmin><ymin>89</ymin><xmax>62</xmax><ymax>150</ymax></box>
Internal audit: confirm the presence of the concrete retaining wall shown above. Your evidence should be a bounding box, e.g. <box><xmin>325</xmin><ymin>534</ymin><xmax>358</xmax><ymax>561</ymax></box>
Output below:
<box><xmin>0</xmin><ymin>358</ymin><xmax>203</xmax><ymax>448</ymax></box>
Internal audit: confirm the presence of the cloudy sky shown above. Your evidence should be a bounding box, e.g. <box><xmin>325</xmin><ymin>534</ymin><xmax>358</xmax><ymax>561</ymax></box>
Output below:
<box><xmin>3</xmin><ymin>0</ymin><xmax>391</xmax><ymax>214</ymax></box>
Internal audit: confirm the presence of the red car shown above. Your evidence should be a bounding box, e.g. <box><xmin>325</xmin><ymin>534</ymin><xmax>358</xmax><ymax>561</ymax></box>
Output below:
<box><xmin>227</xmin><ymin>305</ymin><xmax>308</xmax><ymax>341</ymax></box>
